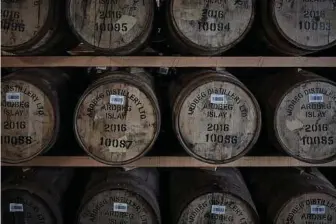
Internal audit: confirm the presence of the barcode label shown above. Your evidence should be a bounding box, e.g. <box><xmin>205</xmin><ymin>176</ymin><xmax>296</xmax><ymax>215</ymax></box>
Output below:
<box><xmin>158</xmin><ymin>67</ymin><xmax>169</xmax><ymax>75</ymax></box>
<box><xmin>6</xmin><ymin>92</ymin><xmax>21</xmax><ymax>102</ymax></box>
<box><xmin>113</xmin><ymin>203</ymin><xmax>127</xmax><ymax>212</ymax></box>
<box><xmin>210</xmin><ymin>94</ymin><xmax>227</xmax><ymax>104</ymax></box>
<box><xmin>309</xmin><ymin>94</ymin><xmax>323</xmax><ymax>103</ymax></box>
<box><xmin>9</xmin><ymin>203</ymin><xmax>23</xmax><ymax>212</ymax></box>
<box><xmin>211</xmin><ymin>205</ymin><xmax>225</xmax><ymax>215</ymax></box>
<box><xmin>311</xmin><ymin>205</ymin><xmax>325</xmax><ymax>214</ymax></box>
<box><xmin>110</xmin><ymin>95</ymin><xmax>125</xmax><ymax>105</ymax></box>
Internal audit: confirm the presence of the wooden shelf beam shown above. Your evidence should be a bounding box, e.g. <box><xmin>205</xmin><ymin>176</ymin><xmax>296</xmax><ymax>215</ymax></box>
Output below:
<box><xmin>2</xmin><ymin>56</ymin><xmax>336</xmax><ymax>68</ymax></box>
<box><xmin>2</xmin><ymin>156</ymin><xmax>336</xmax><ymax>167</ymax></box>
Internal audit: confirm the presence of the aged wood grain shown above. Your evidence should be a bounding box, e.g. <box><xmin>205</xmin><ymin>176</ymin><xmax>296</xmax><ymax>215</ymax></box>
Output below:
<box><xmin>171</xmin><ymin>70</ymin><xmax>261</xmax><ymax>164</ymax></box>
<box><xmin>167</xmin><ymin>0</ymin><xmax>255</xmax><ymax>55</ymax></box>
<box><xmin>67</xmin><ymin>0</ymin><xmax>154</xmax><ymax>55</ymax></box>
<box><xmin>74</xmin><ymin>70</ymin><xmax>160</xmax><ymax>165</ymax></box>
<box><xmin>1</xmin><ymin>79</ymin><xmax>55</xmax><ymax>163</ymax></box>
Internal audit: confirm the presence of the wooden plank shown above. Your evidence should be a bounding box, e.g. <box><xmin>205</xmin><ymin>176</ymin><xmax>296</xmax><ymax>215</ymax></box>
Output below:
<box><xmin>2</xmin><ymin>56</ymin><xmax>336</xmax><ymax>68</ymax></box>
<box><xmin>2</xmin><ymin>156</ymin><xmax>336</xmax><ymax>167</ymax></box>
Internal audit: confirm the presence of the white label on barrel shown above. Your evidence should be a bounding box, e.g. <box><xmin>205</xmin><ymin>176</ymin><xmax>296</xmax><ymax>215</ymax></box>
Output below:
<box><xmin>211</xmin><ymin>205</ymin><xmax>225</xmax><ymax>215</ymax></box>
<box><xmin>110</xmin><ymin>95</ymin><xmax>125</xmax><ymax>105</ymax></box>
<box><xmin>210</xmin><ymin>94</ymin><xmax>227</xmax><ymax>104</ymax></box>
<box><xmin>116</xmin><ymin>15</ymin><xmax>137</xmax><ymax>35</ymax></box>
<box><xmin>6</xmin><ymin>92</ymin><xmax>20</xmax><ymax>102</ymax></box>
<box><xmin>113</xmin><ymin>203</ymin><xmax>127</xmax><ymax>212</ymax></box>
<box><xmin>9</xmin><ymin>203</ymin><xmax>23</xmax><ymax>212</ymax></box>
<box><xmin>158</xmin><ymin>67</ymin><xmax>169</xmax><ymax>75</ymax></box>
<box><xmin>310</xmin><ymin>205</ymin><xmax>325</xmax><ymax>214</ymax></box>
<box><xmin>309</xmin><ymin>94</ymin><xmax>324</xmax><ymax>103</ymax></box>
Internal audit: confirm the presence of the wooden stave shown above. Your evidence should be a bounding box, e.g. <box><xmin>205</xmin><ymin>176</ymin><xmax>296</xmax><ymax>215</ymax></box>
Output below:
<box><xmin>66</xmin><ymin>0</ymin><xmax>155</xmax><ymax>55</ymax></box>
<box><xmin>1</xmin><ymin>0</ymin><xmax>76</xmax><ymax>55</ymax></box>
<box><xmin>171</xmin><ymin>70</ymin><xmax>262</xmax><ymax>164</ymax></box>
<box><xmin>252</xmin><ymin>69</ymin><xmax>336</xmax><ymax>164</ymax></box>
<box><xmin>170</xmin><ymin>168</ymin><xmax>259</xmax><ymax>224</ymax></box>
<box><xmin>73</xmin><ymin>70</ymin><xmax>161</xmax><ymax>165</ymax></box>
<box><xmin>165</xmin><ymin>0</ymin><xmax>256</xmax><ymax>56</ymax></box>
<box><xmin>76</xmin><ymin>168</ymin><xmax>161</xmax><ymax>224</ymax></box>
<box><xmin>260</xmin><ymin>0</ymin><xmax>336</xmax><ymax>55</ymax></box>
<box><xmin>245</xmin><ymin>168</ymin><xmax>336</xmax><ymax>224</ymax></box>
<box><xmin>1</xmin><ymin>69</ymin><xmax>70</xmax><ymax>164</ymax></box>
<box><xmin>1</xmin><ymin>168</ymin><xmax>74</xmax><ymax>224</ymax></box>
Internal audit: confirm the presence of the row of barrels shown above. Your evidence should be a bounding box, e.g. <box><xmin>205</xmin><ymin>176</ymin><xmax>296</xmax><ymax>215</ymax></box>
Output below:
<box><xmin>2</xmin><ymin>0</ymin><xmax>336</xmax><ymax>55</ymax></box>
<box><xmin>2</xmin><ymin>68</ymin><xmax>336</xmax><ymax>165</ymax></box>
<box><xmin>2</xmin><ymin>167</ymin><xmax>336</xmax><ymax>224</ymax></box>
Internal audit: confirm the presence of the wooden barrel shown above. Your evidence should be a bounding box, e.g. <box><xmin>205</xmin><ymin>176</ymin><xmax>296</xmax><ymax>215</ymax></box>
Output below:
<box><xmin>170</xmin><ymin>70</ymin><xmax>261</xmax><ymax>164</ymax></box>
<box><xmin>1</xmin><ymin>69</ymin><xmax>70</xmax><ymax>163</ymax></box>
<box><xmin>166</xmin><ymin>0</ymin><xmax>255</xmax><ymax>55</ymax></box>
<box><xmin>76</xmin><ymin>168</ymin><xmax>161</xmax><ymax>224</ymax></box>
<box><xmin>261</xmin><ymin>0</ymin><xmax>336</xmax><ymax>55</ymax></box>
<box><xmin>74</xmin><ymin>69</ymin><xmax>160</xmax><ymax>165</ymax></box>
<box><xmin>2</xmin><ymin>168</ymin><xmax>74</xmax><ymax>224</ymax></box>
<box><xmin>67</xmin><ymin>0</ymin><xmax>155</xmax><ymax>55</ymax></box>
<box><xmin>245</xmin><ymin>168</ymin><xmax>336</xmax><ymax>224</ymax></box>
<box><xmin>253</xmin><ymin>69</ymin><xmax>336</xmax><ymax>163</ymax></box>
<box><xmin>1</xmin><ymin>0</ymin><xmax>76</xmax><ymax>55</ymax></box>
<box><xmin>170</xmin><ymin>168</ymin><xmax>259</xmax><ymax>223</ymax></box>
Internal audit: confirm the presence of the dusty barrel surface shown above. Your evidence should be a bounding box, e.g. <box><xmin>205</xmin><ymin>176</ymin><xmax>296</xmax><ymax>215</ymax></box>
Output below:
<box><xmin>1</xmin><ymin>168</ymin><xmax>74</xmax><ymax>224</ymax></box>
<box><xmin>166</xmin><ymin>0</ymin><xmax>255</xmax><ymax>55</ymax></box>
<box><xmin>67</xmin><ymin>0</ymin><xmax>155</xmax><ymax>55</ymax></box>
<box><xmin>170</xmin><ymin>70</ymin><xmax>261</xmax><ymax>164</ymax></box>
<box><xmin>261</xmin><ymin>0</ymin><xmax>336</xmax><ymax>55</ymax></box>
<box><xmin>246</xmin><ymin>168</ymin><xmax>336</xmax><ymax>224</ymax></box>
<box><xmin>74</xmin><ymin>70</ymin><xmax>160</xmax><ymax>165</ymax></box>
<box><xmin>253</xmin><ymin>69</ymin><xmax>336</xmax><ymax>163</ymax></box>
<box><xmin>76</xmin><ymin>168</ymin><xmax>161</xmax><ymax>224</ymax></box>
<box><xmin>1</xmin><ymin>0</ymin><xmax>73</xmax><ymax>55</ymax></box>
<box><xmin>1</xmin><ymin>69</ymin><xmax>70</xmax><ymax>164</ymax></box>
<box><xmin>170</xmin><ymin>168</ymin><xmax>259</xmax><ymax>224</ymax></box>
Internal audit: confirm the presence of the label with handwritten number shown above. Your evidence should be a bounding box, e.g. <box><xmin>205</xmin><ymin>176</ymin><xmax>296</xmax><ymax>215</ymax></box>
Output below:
<box><xmin>309</xmin><ymin>94</ymin><xmax>323</xmax><ymax>103</ymax></box>
<box><xmin>211</xmin><ymin>205</ymin><xmax>225</xmax><ymax>215</ymax></box>
<box><xmin>113</xmin><ymin>203</ymin><xmax>128</xmax><ymax>212</ymax></box>
<box><xmin>110</xmin><ymin>95</ymin><xmax>125</xmax><ymax>105</ymax></box>
<box><xmin>6</xmin><ymin>92</ymin><xmax>21</xmax><ymax>102</ymax></box>
<box><xmin>210</xmin><ymin>94</ymin><xmax>227</xmax><ymax>104</ymax></box>
<box><xmin>311</xmin><ymin>205</ymin><xmax>325</xmax><ymax>214</ymax></box>
<box><xmin>9</xmin><ymin>203</ymin><xmax>23</xmax><ymax>212</ymax></box>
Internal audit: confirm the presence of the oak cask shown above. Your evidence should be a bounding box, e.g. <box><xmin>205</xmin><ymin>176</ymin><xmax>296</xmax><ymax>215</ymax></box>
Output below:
<box><xmin>170</xmin><ymin>168</ymin><xmax>259</xmax><ymax>223</ymax></box>
<box><xmin>74</xmin><ymin>69</ymin><xmax>160</xmax><ymax>165</ymax></box>
<box><xmin>67</xmin><ymin>0</ymin><xmax>155</xmax><ymax>55</ymax></box>
<box><xmin>261</xmin><ymin>0</ymin><xmax>336</xmax><ymax>55</ymax></box>
<box><xmin>171</xmin><ymin>70</ymin><xmax>261</xmax><ymax>164</ymax></box>
<box><xmin>253</xmin><ymin>69</ymin><xmax>336</xmax><ymax>163</ymax></box>
<box><xmin>246</xmin><ymin>168</ymin><xmax>336</xmax><ymax>224</ymax></box>
<box><xmin>166</xmin><ymin>0</ymin><xmax>255</xmax><ymax>55</ymax></box>
<box><xmin>76</xmin><ymin>168</ymin><xmax>161</xmax><ymax>224</ymax></box>
<box><xmin>2</xmin><ymin>168</ymin><xmax>74</xmax><ymax>224</ymax></box>
<box><xmin>1</xmin><ymin>0</ymin><xmax>76</xmax><ymax>55</ymax></box>
<box><xmin>1</xmin><ymin>69</ymin><xmax>70</xmax><ymax>163</ymax></box>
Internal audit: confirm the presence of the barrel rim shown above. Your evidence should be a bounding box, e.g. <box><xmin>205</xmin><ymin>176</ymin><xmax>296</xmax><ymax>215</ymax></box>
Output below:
<box><xmin>177</xmin><ymin>191</ymin><xmax>259</xmax><ymax>223</ymax></box>
<box><xmin>1</xmin><ymin>0</ymin><xmax>56</xmax><ymax>51</ymax></box>
<box><xmin>173</xmin><ymin>72</ymin><xmax>261</xmax><ymax>164</ymax></box>
<box><xmin>274</xmin><ymin>78</ymin><xmax>336</xmax><ymax>164</ymax></box>
<box><xmin>66</xmin><ymin>0</ymin><xmax>155</xmax><ymax>55</ymax></box>
<box><xmin>1</xmin><ymin>72</ymin><xmax>59</xmax><ymax>164</ymax></box>
<box><xmin>270</xmin><ymin>0</ymin><xmax>336</xmax><ymax>51</ymax></box>
<box><xmin>76</xmin><ymin>184</ymin><xmax>160</xmax><ymax>224</ymax></box>
<box><xmin>1</xmin><ymin>183</ymin><xmax>62</xmax><ymax>224</ymax></box>
<box><xmin>73</xmin><ymin>72</ymin><xmax>161</xmax><ymax>165</ymax></box>
<box><xmin>168</xmin><ymin>0</ymin><xmax>256</xmax><ymax>55</ymax></box>
<box><xmin>274</xmin><ymin>190</ymin><xmax>336</xmax><ymax>223</ymax></box>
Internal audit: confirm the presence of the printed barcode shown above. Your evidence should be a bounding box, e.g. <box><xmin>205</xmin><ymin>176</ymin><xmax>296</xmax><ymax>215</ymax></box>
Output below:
<box><xmin>113</xmin><ymin>203</ymin><xmax>128</xmax><ymax>212</ymax></box>
<box><xmin>110</xmin><ymin>95</ymin><xmax>125</xmax><ymax>105</ymax></box>
<box><xmin>211</xmin><ymin>205</ymin><xmax>225</xmax><ymax>215</ymax></box>
<box><xmin>9</xmin><ymin>203</ymin><xmax>23</xmax><ymax>212</ymax></box>
<box><xmin>309</xmin><ymin>94</ymin><xmax>323</xmax><ymax>103</ymax></box>
<box><xmin>6</xmin><ymin>92</ymin><xmax>21</xmax><ymax>102</ymax></box>
<box><xmin>311</xmin><ymin>205</ymin><xmax>325</xmax><ymax>214</ymax></box>
<box><xmin>210</xmin><ymin>94</ymin><xmax>227</xmax><ymax>104</ymax></box>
